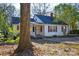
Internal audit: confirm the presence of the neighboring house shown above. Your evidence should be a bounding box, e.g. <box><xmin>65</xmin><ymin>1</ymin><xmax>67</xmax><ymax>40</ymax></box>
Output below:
<box><xmin>11</xmin><ymin>17</ymin><xmax>20</xmax><ymax>36</ymax></box>
<box><xmin>11</xmin><ymin>14</ymin><xmax>69</xmax><ymax>37</ymax></box>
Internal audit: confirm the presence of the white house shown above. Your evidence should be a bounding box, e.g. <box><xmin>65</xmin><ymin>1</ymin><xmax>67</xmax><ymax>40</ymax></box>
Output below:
<box><xmin>11</xmin><ymin>14</ymin><xmax>69</xmax><ymax>37</ymax></box>
<box><xmin>30</xmin><ymin>15</ymin><xmax>69</xmax><ymax>37</ymax></box>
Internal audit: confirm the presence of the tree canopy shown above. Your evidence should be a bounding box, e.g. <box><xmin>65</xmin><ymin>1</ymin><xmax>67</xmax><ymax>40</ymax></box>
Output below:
<box><xmin>0</xmin><ymin>4</ymin><xmax>15</xmax><ymax>31</ymax></box>
<box><xmin>54</xmin><ymin>3</ymin><xmax>79</xmax><ymax>30</ymax></box>
<box><xmin>31</xmin><ymin>3</ymin><xmax>51</xmax><ymax>15</ymax></box>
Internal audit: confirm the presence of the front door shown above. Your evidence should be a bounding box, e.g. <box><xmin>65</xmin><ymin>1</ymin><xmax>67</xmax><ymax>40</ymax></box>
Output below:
<box><xmin>35</xmin><ymin>25</ymin><xmax>43</xmax><ymax>36</ymax></box>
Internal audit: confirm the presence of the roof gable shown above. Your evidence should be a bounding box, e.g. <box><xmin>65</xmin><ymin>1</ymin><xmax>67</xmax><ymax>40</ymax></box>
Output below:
<box><xmin>36</xmin><ymin>15</ymin><xmax>53</xmax><ymax>24</ymax></box>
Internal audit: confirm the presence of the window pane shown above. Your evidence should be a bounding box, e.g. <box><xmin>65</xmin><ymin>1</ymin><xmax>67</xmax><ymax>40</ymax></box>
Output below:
<box><xmin>48</xmin><ymin>26</ymin><xmax>57</xmax><ymax>32</ymax></box>
<box><xmin>40</xmin><ymin>26</ymin><xmax>42</xmax><ymax>32</ymax></box>
<box><xmin>48</xmin><ymin>26</ymin><xmax>52</xmax><ymax>32</ymax></box>
<box><xmin>33</xmin><ymin>26</ymin><xmax>35</xmax><ymax>32</ymax></box>
<box><xmin>52</xmin><ymin>26</ymin><xmax>57</xmax><ymax>32</ymax></box>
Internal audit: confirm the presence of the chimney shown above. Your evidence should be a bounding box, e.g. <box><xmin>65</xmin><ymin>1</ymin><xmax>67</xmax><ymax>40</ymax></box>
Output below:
<box><xmin>50</xmin><ymin>13</ymin><xmax>53</xmax><ymax>20</ymax></box>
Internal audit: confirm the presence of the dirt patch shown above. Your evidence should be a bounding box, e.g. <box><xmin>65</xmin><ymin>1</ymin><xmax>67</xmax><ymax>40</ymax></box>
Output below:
<box><xmin>0</xmin><ymin>39</ymin><xmax>79</xmax><ymax>56</ymax></box>
<box><xmin>0</xmin><ymin>44</ymin><xmax>17</xmax><ymax>56</ymax></box>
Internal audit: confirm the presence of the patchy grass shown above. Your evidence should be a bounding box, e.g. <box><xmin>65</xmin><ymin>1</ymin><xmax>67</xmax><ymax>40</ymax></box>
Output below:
<box><xmin>42</xmin><ymin>43</ymin><xmax>78</xmax><ymax>56</ymax></box>
<box><xmin>32</xmin><ymin>39</ymin><xmax>79</xmax><ymax>56</ymax></box>
<box><xmin>0</xmin><ymin>39</ymin><xmax>79</xmax><ymax>56</ymax></box>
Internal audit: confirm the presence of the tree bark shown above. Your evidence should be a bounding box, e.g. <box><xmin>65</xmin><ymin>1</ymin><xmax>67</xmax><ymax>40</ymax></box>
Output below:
<box><xmin>15</xmin><ymin>3</ymin><xmax>32</xmax><ymax>54</ymax></box>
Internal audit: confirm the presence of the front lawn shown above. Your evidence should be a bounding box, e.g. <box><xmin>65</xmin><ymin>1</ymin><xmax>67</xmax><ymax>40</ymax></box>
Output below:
<box><xmin>32</xmin><ymin>39</ymin><xmax>79</xmax><ymax>56</ymax></box>
<box><xmin>0</xmin><ymin>39</ymin><xmax>79</xmax><ymax>56</ymax></box>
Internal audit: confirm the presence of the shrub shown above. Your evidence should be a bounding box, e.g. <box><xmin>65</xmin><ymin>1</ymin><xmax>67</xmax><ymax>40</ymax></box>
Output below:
<box><xmin>5</xmin><ymin>39</ymin><xmax>15</xmax><ymax>44</ymax></box>
<box><xmin>69</xmin><ymin>30</ymin><xmax>79</xmax><ymax>34</ymax></box>
<box><xmin>15</xmin><ymin>37</ymin><xmax>20</xmax><ymax>44</ymax></box>
<box><xmin>5</xmin><ymin>37</ymin><xmax>20</xmax><ymax>44</ymax></box>
<box><xmin>53</xmin><ymin>35</ymin><xmax>57</xmax><ymax>37</ymax></box>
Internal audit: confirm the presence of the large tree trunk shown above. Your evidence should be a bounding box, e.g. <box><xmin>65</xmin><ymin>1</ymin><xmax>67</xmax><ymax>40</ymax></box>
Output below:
<box><xmin>14</xmin><ymin>3</ymin><xmax>33</xmax><ymax>55</ymax></box>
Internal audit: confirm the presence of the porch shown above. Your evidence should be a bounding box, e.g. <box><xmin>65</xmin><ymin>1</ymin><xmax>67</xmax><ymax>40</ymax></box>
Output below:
<box><xmin>30</xmin><ymin>23</ymin><xmax>69</xmax><ymax>38</ymax></box>
<box><xmin>30</xmin><ymin>23</ymin><xmax>45</xmax><ymax>38</ymax></box>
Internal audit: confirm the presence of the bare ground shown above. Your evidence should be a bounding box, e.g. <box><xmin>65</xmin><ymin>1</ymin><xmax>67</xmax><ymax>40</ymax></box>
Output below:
<box><xmin>0</xmin><ymin>39</ymin><xmax>79</xmax><ymax>56</ymax></box>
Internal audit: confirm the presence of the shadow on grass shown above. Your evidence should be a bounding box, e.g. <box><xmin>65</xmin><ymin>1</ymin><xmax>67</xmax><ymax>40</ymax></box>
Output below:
<box><xmin>31</xmin><ymin>37</ymin><xmax>79</xmax><ymax>44</ymax></box>
<box><xmin>31</xmin><ymin>38</ymin><xmax>61</xmax><ymax>44</ymax></box>
<box><xmin>0</xmin><ymin>43</ymin><xmax>17</xmax><ymax>46</ymax></box>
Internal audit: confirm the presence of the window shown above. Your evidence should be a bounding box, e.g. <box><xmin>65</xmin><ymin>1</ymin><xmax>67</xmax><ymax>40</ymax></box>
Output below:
<box><xmin>33</xmin><ymin>26</ymin><xmax>35</xmax><ymax>32</ymax></box>
<box><xmin>52</xmin><ymin>26</ymin><xmax>57</xmax><ymax>32</ymax></box>
<box><xmin>17</xmin><ymin>25</ymin><xmax>19</xmax><ymax>30</ymax></box>
<box><xmin>48</xmin><ymin>26</ymin><xmax>57</xmax><ymax>32</ymax></box>
<box><xmin>48</xmin><ymin>26</ymin><xmax>52</xmax><ymax>32</ymax></box>
<box><xmin>40</xmin><ymin>26</ymin><xmax>42</xmax><ymax>32</ymax></box>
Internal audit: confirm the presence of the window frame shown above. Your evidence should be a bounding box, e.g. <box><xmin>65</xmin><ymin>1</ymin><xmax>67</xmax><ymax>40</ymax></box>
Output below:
<box><xmin>52</xmin><ymin>26</ymin><xmax>57</xmax><ymax>32</ymax></box>
<box><xmin>32</xmin><ymin>26</ymin><xmax>35</xmax><ymax>32</ymax></box>
<box><xmin>48</xmin><ymin>25</ymin><xmax>57</xmax><ymax>32</ymax></box>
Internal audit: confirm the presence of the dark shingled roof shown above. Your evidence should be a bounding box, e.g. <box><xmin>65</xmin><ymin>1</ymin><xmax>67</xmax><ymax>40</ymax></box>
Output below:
<box><xmin>36</xmin><ymin>15</ymin><xmax>67</xmax><ymax>25</ymax></box>
<box><xmin>12</xmin><ymin>17</ymin><xmax>36</xmax><ymax>24</ymax></box>
<box><xmin>36</xmin><ymin>15</ymin><xmax>53</xmax><ymax>24</ymax></box>
<box><xmin>30</xmin><ymin>18</ymin><xmax>36</xmax><ymax>22</ymax></box>
<box><xmin>52</xmin><ymin>20</ymin><xmax>68</xmax><ymax>25</ymax></box>
<box><xmin>11</xmin><ymin>17</ymin><xmax>20</xmax><ymax>24</ymax></box>
<box><xmin>12</xmin><ymin>15</ymin><xmax>67</xmax><ymax>25</ymax></box>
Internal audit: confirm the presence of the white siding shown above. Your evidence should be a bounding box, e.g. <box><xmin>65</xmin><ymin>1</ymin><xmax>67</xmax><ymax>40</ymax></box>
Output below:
<box><xmin>44</xmin><ymin>25</ymin><xmax>69</xmax><ymax>36</ymax></box>
<box><xmin>65</xmin><ymin>25</ymin><xmax>69</xmax><ymax>34</ymax></box>
<box><xmin>57</xmin><ymin>25</ymin><xmax>63</xmax><ymax>35</ymax></box>
<box><xmin>30</xmin><ymin>23</ymin><xmax>69</xmax><ymax>37</ymax></box>
<box><xmin>30</xmin><ymin>32</ymin><xmax>36</xmax><ymax>37</ymax></box>
<box><xmin>44</xmin><ymin>25</ymin><xmax>57</xmax><ymax>36</ymax></box>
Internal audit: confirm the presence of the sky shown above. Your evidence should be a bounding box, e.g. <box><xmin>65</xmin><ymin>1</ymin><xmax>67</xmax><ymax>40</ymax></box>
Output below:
<box><xmin>13</xmin><ymin>3</ymin><xmax>59</xmax><ymax>10</ymax></box>
<box><xmin>13</xmin><ymin>3</ymin><xmax>59</xmax><ymax>17</ymax></box>
<box><xmin>13</xmin><ymin>3</ymin><xmax>20</xmax><ymax>9</ymax></box>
